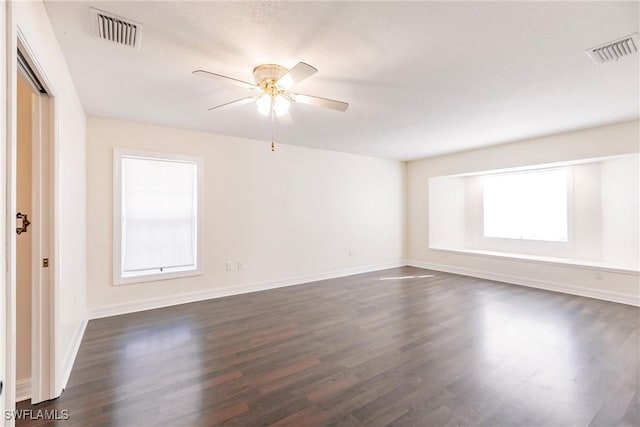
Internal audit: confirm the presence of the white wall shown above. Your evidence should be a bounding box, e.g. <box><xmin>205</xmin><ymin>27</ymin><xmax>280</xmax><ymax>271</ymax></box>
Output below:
<box><xmin>428</xmin><ymin>176</ymin><xmax>465</xmax><ymax>248</ymax></box>
<box><xmin>408</xmin><ymin>120</ymin><xmax>640</xmax><ymax>304</ymax></box>
<box><xmin>602</xmin><ymin>154</ymin><xmax>640</xmax><ymax>268</ymax></box>
<box><xmin>14</xmin><ymin>0</ymin><xmax>87</xmax><ymax>394</ymax></box>
<box><xmin>86</xmin><ymin>117</ymin><xmax>406</xmax><ymax>311</ymax></box>
<box><xmin>572</xmin><ymin>162</ymin><xmax>603</xmax><ymax>261</ymax></box>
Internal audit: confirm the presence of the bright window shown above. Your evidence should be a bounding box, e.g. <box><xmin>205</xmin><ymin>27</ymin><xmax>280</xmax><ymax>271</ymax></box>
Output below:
<box><xmin>483</xmin><ymin>168</ymin><xmax>568</xmax><ymax>242</ymax></box>
<box><xmin>114</xmin><ymin>150</ymin><xmax>202</xmax><ymax>284</ymax></box>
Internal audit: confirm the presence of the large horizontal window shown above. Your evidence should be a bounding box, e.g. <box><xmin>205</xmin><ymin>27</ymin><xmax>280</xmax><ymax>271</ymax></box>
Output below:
<box><xmin>483</xmin><ymin>168</ymin><xmax>568</xmax><ymax>242</ymax></box>
<box><xmin>114</xmin><ymin>149</ymin><xmax>202</xmax><ymax>285</ymax></box>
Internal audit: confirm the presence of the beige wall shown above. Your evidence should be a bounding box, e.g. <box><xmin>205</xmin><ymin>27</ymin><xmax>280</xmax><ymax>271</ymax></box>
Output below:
<box><xmin>16</xmin><ymin>74</ymin><xmax>32</xmax><ymax>382</ymax></box>
<box><xmin>87</xmin><ymin>116</ymin><xmax>406</xmax><ymax>309</ymax></box>
<box><xmin>407</xmin><ymin>120</ymin><xmax>640</xmax><ymax>301</ymax></box>
<box><xmin>15</xmin><ymin>0</ymin><xmax>87</xmax><ymax>393</ymax></box>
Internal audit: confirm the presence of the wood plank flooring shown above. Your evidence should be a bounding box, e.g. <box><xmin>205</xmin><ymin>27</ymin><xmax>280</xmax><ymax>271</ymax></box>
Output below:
<box><xmin>16</xmin><ymin>266</ymin><xmax>640</xmax><ymax>426</ymax></box>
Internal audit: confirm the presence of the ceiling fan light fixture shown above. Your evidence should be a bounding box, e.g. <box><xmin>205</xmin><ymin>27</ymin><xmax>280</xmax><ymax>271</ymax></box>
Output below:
<box><xmin>256</xmin><ymin>94</ymin><xmax>290</xmax><ymax>117</ymax></box>
<box><xmin>256</xmin><ymin>94</ymin><xmax>271</xmax><ymax>116</ymax></box>
<box><xmin>273</xmin><ymin>95</ymin><xmax>290</xmax><ymax>117</ymax></box>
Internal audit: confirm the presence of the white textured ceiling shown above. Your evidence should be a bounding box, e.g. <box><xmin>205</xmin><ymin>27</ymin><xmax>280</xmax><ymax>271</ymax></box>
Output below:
<box><xmin>44</xmin><ymin>1</ymin><xmax>639</xmax><ymax>160</ymax></box>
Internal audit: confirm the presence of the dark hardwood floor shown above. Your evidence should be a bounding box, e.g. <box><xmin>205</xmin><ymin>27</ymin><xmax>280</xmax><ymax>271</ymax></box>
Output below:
<box><xmin>16</xmin><ymin>266</ymin><xmax>639</xmax><ymax>426</ymax></box>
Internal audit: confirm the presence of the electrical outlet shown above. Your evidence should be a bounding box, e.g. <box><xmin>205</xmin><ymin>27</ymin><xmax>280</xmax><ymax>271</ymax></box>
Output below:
<box><xmin>225</xmin><ymin>261</ymin><xmax>233</xmax><ymax>271</ymax></box>
<box><xmin>349</xmin><ymin>248</ymin><xmax>353</xmax><ymax>257</ymax></box>
<box><xmin>237</xmin><ymin>262</ymin><xmax>244</xmax><ymax>270</ymax></box>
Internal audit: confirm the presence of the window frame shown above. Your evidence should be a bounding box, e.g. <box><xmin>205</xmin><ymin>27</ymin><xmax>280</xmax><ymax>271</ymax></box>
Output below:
<box><xmin>113</xmin><ymin>148</ymin><xmax>203</xmax><ymax>286</ymax></box>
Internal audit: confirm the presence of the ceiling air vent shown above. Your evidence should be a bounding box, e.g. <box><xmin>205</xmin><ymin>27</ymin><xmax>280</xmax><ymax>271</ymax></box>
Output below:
<box><xmin>586</xmin><ymin>33</ymin><xmax>638</xmax><ymax>64</ymax></box>
<box><xmin>90</xmin><ymin>8</ymin><xmax>142</xmax><ymax>49</ymax></box>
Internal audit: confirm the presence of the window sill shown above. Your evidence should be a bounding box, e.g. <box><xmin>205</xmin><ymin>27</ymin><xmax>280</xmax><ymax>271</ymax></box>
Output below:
<box><xmin>115</xmin><ymin>270</ymin><xmax>203</xmax><ymax>286</ymax></box>
<box><xmin>429</xmin><ymin>247</ymin><xmax>639</xmax><ymax>275</ymax></box>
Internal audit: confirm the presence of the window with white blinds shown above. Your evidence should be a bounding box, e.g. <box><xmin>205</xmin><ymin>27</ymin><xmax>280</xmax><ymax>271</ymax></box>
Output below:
<box><xmin>114</xmin><ymin>150</ymin><xmax>202</xmax><ymax>284</ymax></box>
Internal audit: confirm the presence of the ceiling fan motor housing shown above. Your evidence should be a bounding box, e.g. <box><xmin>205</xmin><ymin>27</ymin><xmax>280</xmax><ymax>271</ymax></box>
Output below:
<box><xmin>253</xmin><ymin>64</ymin><xmax>288</xmax><ymax>95</ymax></box>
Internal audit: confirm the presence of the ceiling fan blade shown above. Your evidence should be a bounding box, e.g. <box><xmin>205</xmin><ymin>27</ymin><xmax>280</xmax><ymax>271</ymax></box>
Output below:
<box><xmin>289</xmin><ymin>93</ymin><xmax>349</xmax><ymax>112</ymax></box>
<box><xmin>208</xmin><ymin>96</ymin><xmax>258</xmax><ymax>111</ymax></box>
<box><xmin>193</xmin><ymin>70</ymin><xmax>258</xmax><ymax>90</ymax></box>
<box><xmin>276</xmin><ymin>62</ymin><xmax>318</xmax><ymax>90</ymax></box>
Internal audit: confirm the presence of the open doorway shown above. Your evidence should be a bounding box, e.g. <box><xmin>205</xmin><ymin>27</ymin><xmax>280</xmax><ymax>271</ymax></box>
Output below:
<box><xmin>16</xmin><ymin>59</ymin><xmax>34</xmax><ymax>403</ymax></box>
<box><xmin>14</xmin><ymin>46</ymin><xmax>55</xmax><ymax>406</ymax></box>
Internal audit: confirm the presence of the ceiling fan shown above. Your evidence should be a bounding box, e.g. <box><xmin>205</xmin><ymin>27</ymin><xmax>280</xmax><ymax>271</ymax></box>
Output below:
<box><xmin>192</xmin><ymin>62</ymin><xmax>349</xmax><ymax>117</ymax></box>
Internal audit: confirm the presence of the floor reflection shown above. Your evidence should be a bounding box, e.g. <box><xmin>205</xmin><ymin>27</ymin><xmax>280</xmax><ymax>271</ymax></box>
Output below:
<box><xmin>121</xmin><ymin>321</ymin><xmax>196</xmax><ymax>358</ymax></box>
<box><xmin>111</xmin><ymin>319</ymin><xmax>204</xmax><ymax>424</ymax></box>
<box><xmin>481</xmin><ymin>301</ymin><xmax>585</xmax><ymax>419</ymax></box>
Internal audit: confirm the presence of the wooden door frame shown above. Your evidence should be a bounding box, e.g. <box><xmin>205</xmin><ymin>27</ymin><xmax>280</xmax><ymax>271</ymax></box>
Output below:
<box><xmin>3</xmin><ymin>9</ymin><xmax>59</xmax><ymax>422</ymax></box>
<box><xmin>2</xmin><ymin>2</ymin><xmax>17</xmax><ymax>425</ymax></box>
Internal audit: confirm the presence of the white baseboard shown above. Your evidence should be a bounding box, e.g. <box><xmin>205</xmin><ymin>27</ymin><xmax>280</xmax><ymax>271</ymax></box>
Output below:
<box><xmin>16</xmin><ymin>378</ymin><xmax>31</xmax><ymax>402</ymax></box>
<box><xmin>59</xmin><ymin>318</ymin><xmax>88</xmax><ymax>393</ymax></box>
<box><xmin>88</xmin><ymin>261</ymin><xmax>406</xmax><ymax>320</ymax></box>
<box><xmin>406</xmin><ymin>259</ymin><xmax>640</xmax><ymax>307</ymax></box>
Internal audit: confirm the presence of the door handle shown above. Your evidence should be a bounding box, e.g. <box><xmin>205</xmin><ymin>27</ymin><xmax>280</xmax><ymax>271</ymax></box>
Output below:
<box><xmin>16</xmin><ymin>212</ymin><xmax>30</xmax><ymax>235</ymax></box>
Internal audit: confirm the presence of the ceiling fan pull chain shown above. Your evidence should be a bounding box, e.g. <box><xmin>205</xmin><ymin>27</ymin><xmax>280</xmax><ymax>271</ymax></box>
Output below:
<box><xmin>271</xmin><ymin>98</ymin><xmax>276</xmax><ymax>152</ymax></box>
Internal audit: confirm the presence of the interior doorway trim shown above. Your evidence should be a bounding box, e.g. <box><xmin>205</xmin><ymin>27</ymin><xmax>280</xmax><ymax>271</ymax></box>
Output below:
<box><xmin>11</xmin><ymin>27</ymin><xmax>58</xmax><ymax>407</ymax></box>
<box><xmin>18</xmin><ymin>61</ymin><xmax>55</xmax><ymax>404</ymax></box>
<box><xmin>2</xmin><ymin>2</ymin><xmax>17</xmax><ymax>424</ymax></box>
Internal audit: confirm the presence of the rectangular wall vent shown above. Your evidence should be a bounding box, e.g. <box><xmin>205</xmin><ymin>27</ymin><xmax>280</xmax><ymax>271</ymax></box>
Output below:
<box><xmin>586</xmin><ymin>33</ymin><xmax>638</xmax><ymax>64</ymax></box>
<box><xmin>90</xmin><ymin>8</ymin><xmax>142</xmax><ymax>49</ymax></box>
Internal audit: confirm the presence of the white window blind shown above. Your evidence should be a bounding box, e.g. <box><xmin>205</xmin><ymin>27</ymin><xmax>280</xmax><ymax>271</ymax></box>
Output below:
<box><xmin>120</xmin><ymin>155</ymin><xmax>198</xmax><ymax>277</ymax></box>
<box><xmin>483</xmin><ymin>168</ymin><xmax>568</xmax><ymax>242</ymax></box>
